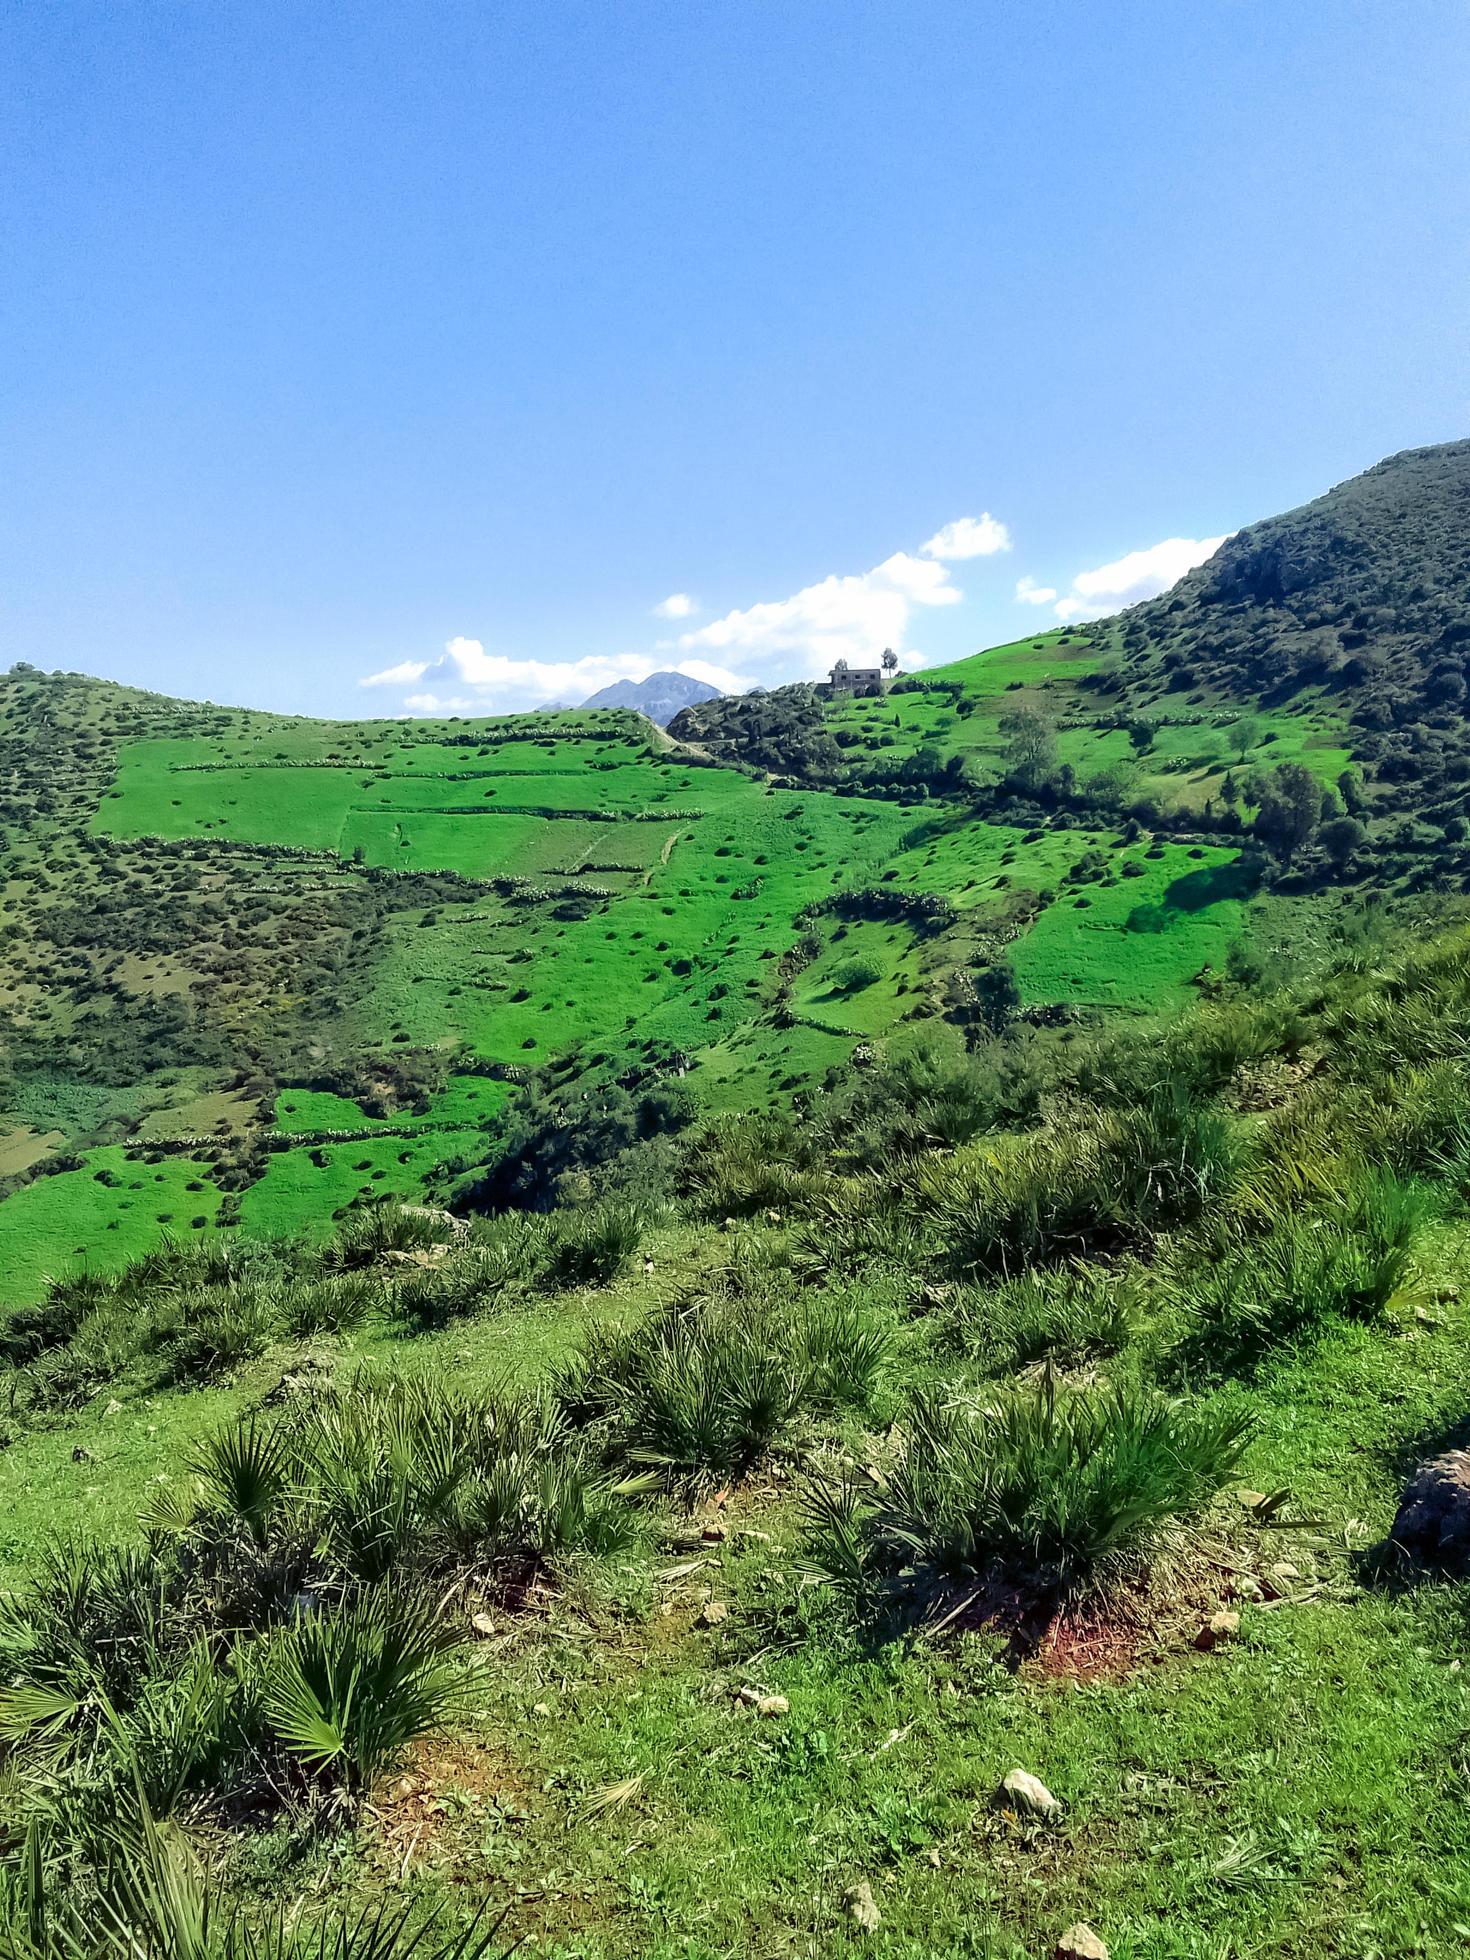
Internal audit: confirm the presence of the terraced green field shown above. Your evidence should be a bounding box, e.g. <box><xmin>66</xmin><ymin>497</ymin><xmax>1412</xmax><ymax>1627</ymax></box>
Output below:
<box><xmin>825</xmin><ymin>632</ymin><xmax>1351</xmax><ymax>812</ymax></box>
<box><xmin>0</xmin><ymin>649</ymin><xmax>1269</xmax><ymax>1298</ymax></box>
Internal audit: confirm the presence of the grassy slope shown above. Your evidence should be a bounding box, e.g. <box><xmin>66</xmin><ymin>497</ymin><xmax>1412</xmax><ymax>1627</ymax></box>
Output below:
<box><xmin>0</xmin><ymin>656</ymin><xmax>1263</xmax><ymax>1297</ymax></box>
<box><xmin>1</xmin><ymin>1209</ymin><xmax>1465</xmax><ymax>1955</ymax></box>
<box><xmin>823</xmin><ymin>632</ymin><xmax>1351</xmax><ymax>814</ymax></box>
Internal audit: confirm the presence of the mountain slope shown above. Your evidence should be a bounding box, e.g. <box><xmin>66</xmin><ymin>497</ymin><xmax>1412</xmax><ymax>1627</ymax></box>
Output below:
<box><xmin>580</xmin><ymin>669</ymin><xmax>720</xmax><ymax>724</ymax></box>
<box><xmin>673</xmin><ymin>441</ymin><xmax>1470</xmax><ymax>869</ymax></box>
<box><xmin>0</xmin><ymin>659</ymin><xmax>1249</xmax><ymax>1296</ymax></box>
<box><xmin>1109</xmin><ymin>438</ymin><xmax>1470</xmax><ymax>727</ymax></box>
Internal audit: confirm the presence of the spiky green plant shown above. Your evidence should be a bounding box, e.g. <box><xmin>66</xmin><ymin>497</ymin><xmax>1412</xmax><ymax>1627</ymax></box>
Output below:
<box><xmin>281</xmin><ymin>1274</ymin><xmax>381</xmax><ymax>1339</ymax></box>
<box><xmin>190</xmin><ymin>1420</ymin><xmax>292</xmax><ymax>1550</ymax></box>
<box><xmin>956</xmin><ymin>1264</ymin><xmax>1137</xmax><ymax>1371</ymax></box>
<box><xmin>1171</xmin><ymin>1165</ymin><xmax>1429</xmax><ymax>1372</ymax></box>
<box><xmin>261</xmin><ymin>1588</ymin><xmax>465</xmax><ymax>1792</ymax></box>
<box><xmin>333</xmin><ymin>1204</ymin><xmax>455</xmax><ymax>1268</ymax></box>
<box><xmin>542</xmin><ymin>1201</ymin><xmax>645</xmax><ymax>1290</ymax></box>
<box><xmin>806</xmin><ymin>1375</ymin><xmax>1252</xmax><ymax>1595</ymax></box>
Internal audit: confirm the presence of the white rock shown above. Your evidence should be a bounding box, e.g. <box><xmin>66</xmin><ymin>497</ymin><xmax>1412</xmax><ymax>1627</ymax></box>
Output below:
<box><xmin>997</xmin><ymin>1768</ymin><xmax>1060</xmax><ymax>1818</ymax></box>
<box><xmin>1056</xmin><ymin>1925</ymin><xmax>1108</xmax><ymax>1960</ymax></box>
<box><xmin>843</xmin><ymin>1881</ymin><xmax>881</xmax><ymax>1934</ymax></box>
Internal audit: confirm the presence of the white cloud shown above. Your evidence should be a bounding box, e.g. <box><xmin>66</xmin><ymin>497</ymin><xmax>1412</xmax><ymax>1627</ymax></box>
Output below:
<box><xmin>360</xmin><ymin>657</ymin><xmax>431</xmax><ymax>686</ymax></box>
<box><xmin>1014</xmin><ymin>575</ymin><xmax>1057</xmax><ymax>607</ymax></box>
<box><xmin>678</xmin><ymin>549</ymin><xmax>963</xmax><ymax>682</ymax></box>
<box><xmin>361</xmin><ymin>636</ymin><xmax>747</xmax><ymax>717</ymax></box>
<box><xmin>1052</xmin><ymin>534</ymin><xmax>1227</xmax><ymax>621</ymax></box>
<box><xmin>920</xmin><ymin>513</ymin><xmax>1012</xmax><ymax>561</ymax></box>
<box><xmin>359</xmin><ymin>511</ymin><xmax>1014</xmax><ymax>713</ymax></box>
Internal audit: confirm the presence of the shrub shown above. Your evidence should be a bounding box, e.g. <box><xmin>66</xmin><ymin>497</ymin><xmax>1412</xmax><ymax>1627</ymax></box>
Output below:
<box><xmin>955</xmin><ymin>1264</ymin><xmax>1136</xmax><ymax>1371</ymax></box>
<box><xmin>542</xmin><ymin>1201</ymin><xmax>644</xmax><ymax>1290</ymax></box>
<box><xmin>807</xmin><ymin>1376</ymin><xmax>1251</xmax><ymax>1599</ymax></box>
<box><xmin>281</xmin><ymin>1273</ymin><xmax>381</xmax><ymax>1339</ymax></box>
<box><xmin>334</xmin><ymin>1204</ymin><xmax>455</xmax><ymax>1267</ymax></box>
<box><xmin>685</xmin><ymin>1115</ymin><xmax>830</xmax><ymax>1219</ymax></box>
<box><xmin>261</xmin><ymin>1588</ymin><xmax>465</xmax><ymax>1793</ymax></box>
<box><xmin>162</xmin><ymin>1287</ymin><xmax>281</xmax><ymax>1382</ymax></box>
<box><xmin>834</xmin><ymin>953</ymin><xmax>884</xmax><ymax>993</ymax></box>
<box><xmin>560</xmin><ymin>1287</ymin><xmax>889</xmax><ymax>1482</ymax></box>
<box><xmin>919</xmin><ymin>1090</ymin><xmax>1247</xmax><ymax>1273</ymax></box>
<box><xmin>1170</xmin><ymin>1167</ymin><xmax>1428</xmax><ymax>1371</ymax></box>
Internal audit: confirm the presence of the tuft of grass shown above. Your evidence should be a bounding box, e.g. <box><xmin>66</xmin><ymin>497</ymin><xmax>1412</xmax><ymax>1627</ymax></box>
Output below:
<box><xmin>559</xmin><ymin>1288</ymin><xmax>890</xmax><ymax>1482</ymax></box>
<box><xmin>542</xmin><ymin>1201</ymin><xmax>645</xmax><ymax>1291</ymax></box>
<box><xmin>954</xmin><ymin>1263</ymin><xmax>1137</xmax><ymax>1372</ymax></box>
<box><xmin>1169</xmin><ymin>1165</ymin><xmax>1430</xmax><ymax>1374</ymax></box>
<box><xmin>807</xmin><ymin>1373</ymin><xmax>1252</xmax><ymax>1598</ymax></box>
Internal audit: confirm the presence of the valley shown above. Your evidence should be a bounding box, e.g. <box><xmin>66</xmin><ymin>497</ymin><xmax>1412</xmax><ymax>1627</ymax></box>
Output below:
<box><xmin>2</xmin><ymin>443</ymin><xmax>1469</xmax><ymax>1958</ymax></box>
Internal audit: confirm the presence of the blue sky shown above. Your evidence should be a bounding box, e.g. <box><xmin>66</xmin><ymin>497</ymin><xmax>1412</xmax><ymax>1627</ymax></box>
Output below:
<box><xmin>3</xmin><ymin>1</ymin><xmax>1467</xmax><ymax>717</ymax></box>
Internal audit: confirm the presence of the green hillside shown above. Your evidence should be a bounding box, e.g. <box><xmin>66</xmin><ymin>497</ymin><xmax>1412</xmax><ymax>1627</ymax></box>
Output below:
<box><xmin>4</xmin><ymin>443</ymin><xmax>1470</xmax><ymax>1958</ymax></box>
<box><xmin>0</xmin><ymin>657</ymin><xmax>1254</xmax><ymax>1296</ymax></box>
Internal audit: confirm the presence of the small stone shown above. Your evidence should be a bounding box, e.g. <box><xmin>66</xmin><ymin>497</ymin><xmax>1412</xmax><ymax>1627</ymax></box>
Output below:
<box><xmin>1270</xmin><ymin>1561</ymin><xmax>1300</xmax><ymax>1581</ymax></box>
<box><xmin>843</xmin><ymin>1880</ymin><xmax>881</xmax><ymax>1934</ymax></box>
<box><xmin>755</xmin><ymin>1694</ymin><xmax>789</xmax><ymax>1718</ymax></box>
<box><xmin>1196</xmin><ymin>1609</ymin><xmax>1241</xmax><ymax>1651</ymax></box>
<box><xmin>104</xmin><ymin>1398</ymin><xmax>123</xmax><ymax>1416</ymax></box>
<box><xmin>1236</xmin><ymin>1489</ymin><xmax>1267</xmax><ymax>1511</ymax></box>
<box><xmin>996</xmin><ymin>1768</ymin><xmax>1060</xmax><ymax>1818</ymax></box>
<box><xmin>698</xmin><ymin>1601</ymin><xmax>729</xmax><ymax>1627</ymax></box>
<box><xmin>1392</xmin><ymin>1449</ymin><xmax>1470</xmax><ymax>1570</ymax></box>
<box><xmin>532</xmin><ymin>1702</ymin><xmax>551</xmax><ymax>1718</ymax></box>
<box><xmin>1055</xmin><ymin>1925</ymin><xmax>1109</xmax><ymax>1960</ymax></box>
<box><xmin>469</xmin><ymin>1611</ymin><xmax>496</xmax><ymax>1638</ymax></box>
<box><xmin>1232</xmin><ymin>1575</ymin><xmax>1264</xmax><ymax>1601</ymax></box>
<box><xmin>701</xmin><ymin>1520</ymin><xmax>728</xmax><ymax>1542</ymax></box>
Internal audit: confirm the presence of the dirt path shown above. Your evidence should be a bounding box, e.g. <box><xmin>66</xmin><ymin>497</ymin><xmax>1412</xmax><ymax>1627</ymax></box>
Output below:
<box><xmin>643</xmin><ymin>828</ymin><xmax>682</xmax><ymax>884</ymax></box>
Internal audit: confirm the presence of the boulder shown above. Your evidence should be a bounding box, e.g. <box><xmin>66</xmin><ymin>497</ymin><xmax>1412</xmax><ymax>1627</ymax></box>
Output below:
<box><xmin>1392</xmin><ymin>1450</ymin><xmax>1470</xmax><ymax>1569</ymax></box>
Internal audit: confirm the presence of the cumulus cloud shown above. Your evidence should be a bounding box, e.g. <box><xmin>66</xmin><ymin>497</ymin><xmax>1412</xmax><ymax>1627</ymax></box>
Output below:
<box><xmin>1051</xmin><ymin>534</ymin><xmax>1227</xmax><ymax>622</ymax></box>
<box><xmin>361</xmin><ymin>636</ymin><xmax>747</xmax><ymax>717</ymax></box>
<box><xmin>1014</xmin><ymin>575</ymin><xmax>1057</xmax><ymax>607</ymax></box>
<box><xmin>677</xmin><ymin>550</ymin><xmax>963</xmax><ymax>683</ymax></box>
<box><xmin>920</xmin><ymin>513</ymin><xmax>1012</xmax><ymax>561</ymax></box>
<box><xmin>359</xmin><ymin>509</ymin><xmax>1014</xmax><ymax>713</ymax></box>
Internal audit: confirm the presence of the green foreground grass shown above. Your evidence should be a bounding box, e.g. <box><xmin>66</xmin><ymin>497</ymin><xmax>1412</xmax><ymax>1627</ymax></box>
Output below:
<box><xmin>1</xmin><ymin>1204</ymin><xmax>1466</xmax><ymax>1956</ymax></box>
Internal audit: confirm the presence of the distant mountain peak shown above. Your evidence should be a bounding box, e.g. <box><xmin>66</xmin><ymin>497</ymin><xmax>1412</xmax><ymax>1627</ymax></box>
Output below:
<box><xmin>580</xmin><ymin>670</ymin><xmax>722</xmax><ymax>725</ymax></box>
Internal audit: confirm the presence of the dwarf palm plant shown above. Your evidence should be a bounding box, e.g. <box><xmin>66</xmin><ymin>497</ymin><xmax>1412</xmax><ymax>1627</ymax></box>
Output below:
<box><xmin>807</xmin><ymin>1374</ymin><xmax>1251</xmax><ymax>1596</ymax></box>
<box><xmin>261</xmin><ymin>1588</ymin><xmax>465</xmax><ymax>1793</ymax></box>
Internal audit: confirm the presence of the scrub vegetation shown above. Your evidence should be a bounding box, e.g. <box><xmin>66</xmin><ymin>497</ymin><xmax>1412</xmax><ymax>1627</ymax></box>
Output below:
<box><xmin>1</xmin><ymin>443</ymin><xmax>1469</xmax><ymax>1954</ymax></box>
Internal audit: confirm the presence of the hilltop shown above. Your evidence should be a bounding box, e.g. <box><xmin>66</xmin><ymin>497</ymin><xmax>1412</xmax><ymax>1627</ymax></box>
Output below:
<box><xmin>673</xmin><ymin>441</ymin><xmax>1470</xmax><ymax>877</ymax></box>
